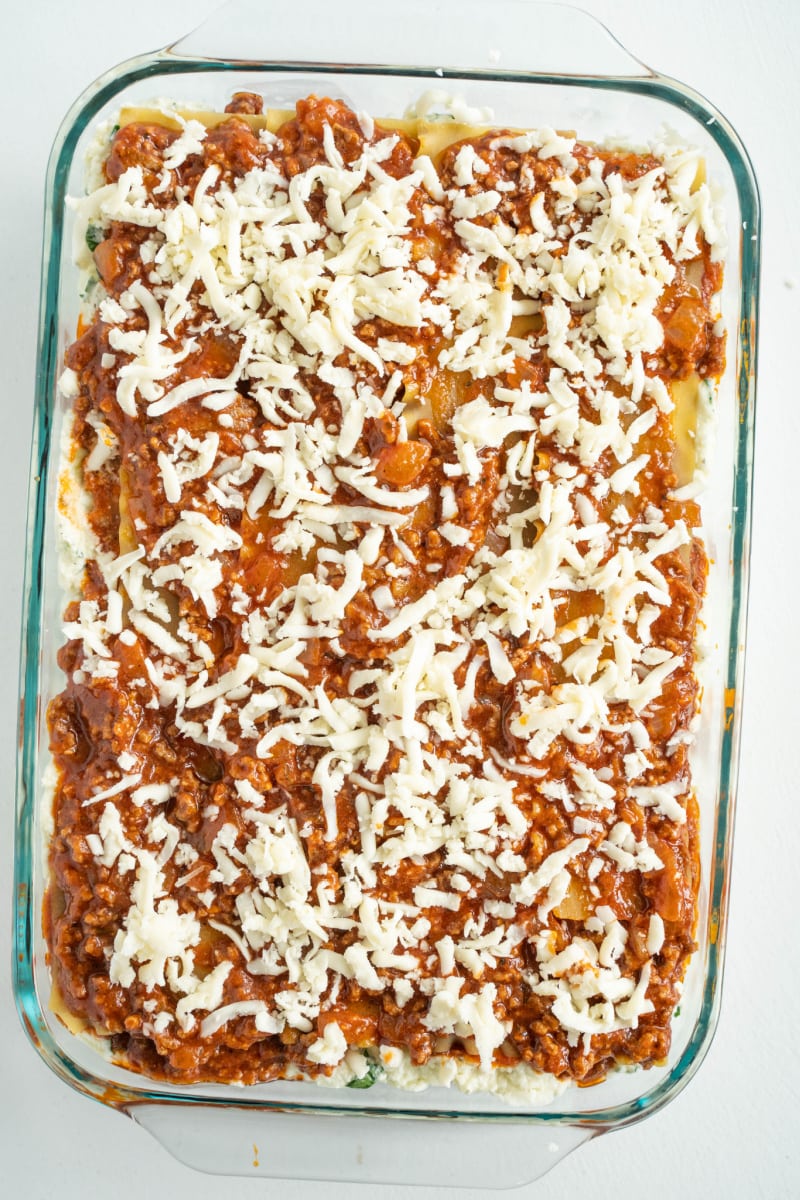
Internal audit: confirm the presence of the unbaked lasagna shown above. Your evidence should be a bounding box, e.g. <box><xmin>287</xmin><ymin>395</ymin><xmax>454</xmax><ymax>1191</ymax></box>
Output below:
<box><xmin>48</xmin><ymin>92</ymin><xmax>725</xmax><ymax>1099</ymax></box>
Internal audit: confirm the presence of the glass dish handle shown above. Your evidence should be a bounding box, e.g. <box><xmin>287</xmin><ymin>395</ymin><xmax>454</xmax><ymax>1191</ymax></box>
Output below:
<box><xmin>132</xmin><ymin>1101</ymin><xmax>591</xmax><ymax>1187</ymax></box>
<box><xmin>167</xmin><ymin>0</ymin><xmax>652</xmax><ymax>79</ymax></box>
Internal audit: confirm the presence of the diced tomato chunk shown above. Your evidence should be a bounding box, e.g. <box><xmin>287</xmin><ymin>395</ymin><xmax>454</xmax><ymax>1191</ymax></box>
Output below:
<box><xmin>375</xmin><ymin>440</ymin><xmax>431</xmax><ymax>487</ymax></box>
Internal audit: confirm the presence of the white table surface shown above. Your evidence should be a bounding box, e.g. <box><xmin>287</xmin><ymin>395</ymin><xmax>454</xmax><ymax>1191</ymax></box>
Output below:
<box><xmin>2</xmin><ymin>0</ymin><xmax>797</xmax><ymax>1195</ymax></box>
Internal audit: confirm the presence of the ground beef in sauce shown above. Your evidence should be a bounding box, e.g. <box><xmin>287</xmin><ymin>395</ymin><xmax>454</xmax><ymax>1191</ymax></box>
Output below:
<box><xmin>47</xmin><ymin>94</ymin><xmax>724</xmax><ymax>1090</ymax></box>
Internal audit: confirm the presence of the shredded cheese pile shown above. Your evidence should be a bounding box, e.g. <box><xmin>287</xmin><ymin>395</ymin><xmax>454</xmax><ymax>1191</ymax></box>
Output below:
<box><xmin>55</xmin><ymin>102</ymin><xmax>723</xmax><ymax>1091</ymax></box>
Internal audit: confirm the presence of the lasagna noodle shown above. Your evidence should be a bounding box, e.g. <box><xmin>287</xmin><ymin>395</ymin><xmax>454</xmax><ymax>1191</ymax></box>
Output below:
<box><xmin>117</xmin><ymin>105</ymin><xmax>490</xmax><ymax>147</ymax></box>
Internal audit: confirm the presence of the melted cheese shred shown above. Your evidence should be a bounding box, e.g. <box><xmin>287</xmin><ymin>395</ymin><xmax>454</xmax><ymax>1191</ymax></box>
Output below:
<box><xmin>54</xmin><ymin>96</ymin><xmax>724</xmax><ymax>1098</ymax></box>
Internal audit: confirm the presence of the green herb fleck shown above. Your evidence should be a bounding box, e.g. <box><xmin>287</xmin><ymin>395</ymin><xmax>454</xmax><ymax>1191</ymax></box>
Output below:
<box><xmin>111</xmin><ymin>124</ymin><xmax>120</xmax><ymax>135</ymax></box>
<box><xmin>86</xmin><ymin>225</ymin><xmax>103</xmax><ymax>253</ymax></box>
<box><xmin>346</xmin><ymin>1057</ymin><xmax>382</xmax><ymax>1089</ymax></box>
<box><xmin>675</xmin><ymin>1006</ymin><xmax>681</xmax><ymax>1017</ymax></box>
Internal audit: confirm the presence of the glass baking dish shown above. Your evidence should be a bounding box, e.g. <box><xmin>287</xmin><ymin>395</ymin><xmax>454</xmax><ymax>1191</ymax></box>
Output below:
<box><xmin>13</xmin><ymin>0</ymin><xmax>759</xmax><ymax>1187</ymax></box>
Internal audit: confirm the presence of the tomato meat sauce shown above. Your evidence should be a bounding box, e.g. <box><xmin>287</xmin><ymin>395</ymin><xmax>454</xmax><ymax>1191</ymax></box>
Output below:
<box><xmin>47</xmin><ymin>94</ymin><xmax>724</xmax><ymax>1092</ymax></box>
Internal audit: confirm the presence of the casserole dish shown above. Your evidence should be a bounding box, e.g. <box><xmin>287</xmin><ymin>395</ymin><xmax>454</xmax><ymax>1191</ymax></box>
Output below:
<box><xmin>14</xmin><ymin>0</ymin><xmax>759</xmax><ymax>1186</ymax></box>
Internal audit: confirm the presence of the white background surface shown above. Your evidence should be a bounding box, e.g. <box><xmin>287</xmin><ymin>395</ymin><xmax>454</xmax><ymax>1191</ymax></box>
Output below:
<box><xmin>2</xmin><ymin>0</ymin><xmax>797</xmax><ymax>1195</ymax></box>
